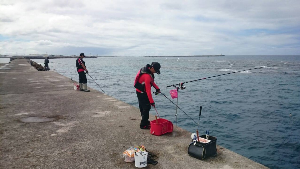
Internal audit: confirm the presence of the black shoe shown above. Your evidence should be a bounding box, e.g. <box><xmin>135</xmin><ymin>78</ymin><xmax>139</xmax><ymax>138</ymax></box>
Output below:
<box><xmin>140</xmin><ymin>125</ymin><xmax>151</xmax><ymax>129</ymax></box>
<box><xmin>147</xmin><ymin>158</ymin><xmax>158</xmax><ymax>165</ymax></box>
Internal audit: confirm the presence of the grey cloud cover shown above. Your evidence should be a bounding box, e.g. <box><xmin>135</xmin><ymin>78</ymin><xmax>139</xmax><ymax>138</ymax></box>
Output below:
<box><xmin>0</xmin><ymin>0</ymin><xmax>300</xmax><ymax>56</ymax></box>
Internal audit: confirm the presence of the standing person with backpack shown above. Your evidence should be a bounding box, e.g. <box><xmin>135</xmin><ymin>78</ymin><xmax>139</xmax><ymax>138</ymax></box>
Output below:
<box><xmin>134</xmin><ymin>62</ymin><xmax>161</xmax><ymax>129</ymax></box>
<box><xmin>76</xmin><ymin>53</ymin><xmax>90</xmax><ymax>92</ymax></box>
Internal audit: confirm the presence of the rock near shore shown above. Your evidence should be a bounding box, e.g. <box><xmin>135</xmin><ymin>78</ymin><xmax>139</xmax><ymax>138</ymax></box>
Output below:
<box><xmin>29</xmin><ymin>60</ymin><xmax>46</xmax><ymax>71</ymax></box>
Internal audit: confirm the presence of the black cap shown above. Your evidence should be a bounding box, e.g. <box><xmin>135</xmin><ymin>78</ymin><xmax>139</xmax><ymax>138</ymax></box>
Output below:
<box><xmin>80</xmin><ymin>53</ymin><xmax>85</xmax><ymax>57</ymax></box>
<box><xmin>151</xmin><ymin>62</ymin><xmax>161</xmax><ymax>74</ymax></box>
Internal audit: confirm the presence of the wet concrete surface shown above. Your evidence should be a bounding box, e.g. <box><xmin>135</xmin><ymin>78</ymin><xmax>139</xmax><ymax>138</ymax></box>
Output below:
<box><xmin>0</xmin><ymin>59</ymin><xmax>269</xmax><ymax>169</ymax></box>
<box><xmin>19</xmin><ymin>116</ymin><xmax>59</xmax><ymax>123</ymax></box>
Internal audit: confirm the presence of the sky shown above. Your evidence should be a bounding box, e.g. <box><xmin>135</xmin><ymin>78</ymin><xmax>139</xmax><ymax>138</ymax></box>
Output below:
<box><xmin>0</xmin><ymin>0</ymin><xmax>300</xmax><ymax>56</ymax></box>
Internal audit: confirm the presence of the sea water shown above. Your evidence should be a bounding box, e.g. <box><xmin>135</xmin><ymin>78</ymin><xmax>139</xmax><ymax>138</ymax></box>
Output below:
<box><xmin>31</xmin><ymin>55</ymin><xmax>300</xmax><ymax>169</ymax></box>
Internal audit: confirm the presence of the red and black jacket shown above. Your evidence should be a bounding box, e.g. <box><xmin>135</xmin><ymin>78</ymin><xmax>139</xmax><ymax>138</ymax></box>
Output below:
<box><xmin>76</xmin><ymin>57</ymin><xmax>85</xmax><ymax>72</ymax></box>
<box><xmin>134</xmin><ymin>64</ymin><xmax>159</xmax><ymax>104</ymax></box>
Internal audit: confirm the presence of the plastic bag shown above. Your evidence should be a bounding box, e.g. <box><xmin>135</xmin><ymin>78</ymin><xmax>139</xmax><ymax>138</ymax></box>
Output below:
<box><xmin>123</xmin><ymin>146</ymin><xmax>146</xmax><ymax>162</ymax></box>
<box><xmin>170</xmin><ymin>89</ymin><xmax>178</xmax><ymax>99</ymax></box>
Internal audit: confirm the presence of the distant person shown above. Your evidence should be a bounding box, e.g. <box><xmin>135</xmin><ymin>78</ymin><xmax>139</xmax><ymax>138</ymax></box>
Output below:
<box><xmin>76</xmin><ymin>53</ymin><xmax>90</xmax><ymax>92</ymax></box>
<box><xmin>134</xmin><ymin>62</ymin><xmax>161</xmax><ymax>129</ymax></box>
<box><xmin>44</xmin><ymin>57</ymin><xmax>49</xmax><ymax>71</ymax></box>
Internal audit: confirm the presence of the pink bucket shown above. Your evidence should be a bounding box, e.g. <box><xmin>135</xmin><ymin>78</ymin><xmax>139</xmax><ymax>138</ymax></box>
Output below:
<box><xmin>170</xmin><ymin>89</ymin><xmax>178</xmax><ymax>99</ymax></box>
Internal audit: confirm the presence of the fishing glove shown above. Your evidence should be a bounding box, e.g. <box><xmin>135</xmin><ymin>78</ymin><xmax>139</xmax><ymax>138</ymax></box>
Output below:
<box><xmin>150</xmin><ymin>103</ymin><xmax>155</xmax><ymax>107</ymax></box>
<box><xmin>154</xmin><ymin>89</ymin><xmax>160</xmax><ymax>95</ymax></box>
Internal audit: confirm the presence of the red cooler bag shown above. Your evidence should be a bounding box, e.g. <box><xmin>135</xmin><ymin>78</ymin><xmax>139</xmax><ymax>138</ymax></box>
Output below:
<box><xmin>150</xmin><ymin>118</ymin><xmax>173</xmax><ymax>136</ymax></box>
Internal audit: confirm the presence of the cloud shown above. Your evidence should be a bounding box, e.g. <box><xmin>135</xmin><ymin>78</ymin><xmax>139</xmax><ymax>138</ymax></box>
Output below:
<box><xmin>0</xmin><ymin>0</ymin><xmax>300</xmax><ymax>55</ymax></box>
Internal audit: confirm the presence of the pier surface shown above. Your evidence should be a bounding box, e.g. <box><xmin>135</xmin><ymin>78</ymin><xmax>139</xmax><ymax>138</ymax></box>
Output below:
<box><xmin>0</xmin><ymin>59</ymin><xmax>268</xmax><ymax>169</ymax></box>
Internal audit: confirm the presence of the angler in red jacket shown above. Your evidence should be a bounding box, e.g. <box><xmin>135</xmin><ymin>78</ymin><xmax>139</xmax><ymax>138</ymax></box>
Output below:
<box><xmin>76</xmin><ymin>53</ymin><xmax>90</xmax><ymax>92</ymax></box>
<box><xmin>134</xmin><ymin>62</ymin><xmax>161</xmax><ymax>129</ymax></box>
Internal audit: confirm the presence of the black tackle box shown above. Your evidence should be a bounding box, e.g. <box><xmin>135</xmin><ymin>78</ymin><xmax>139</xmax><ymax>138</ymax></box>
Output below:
<box><xmin>188</xmin><ymin>135</ymin><xmax>217</xmax><ymax>160</ymax></box>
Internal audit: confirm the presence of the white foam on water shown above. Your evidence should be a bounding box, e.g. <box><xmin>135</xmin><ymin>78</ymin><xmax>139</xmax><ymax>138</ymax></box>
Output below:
<box><xmin>219</xmin><ymin>69</ymin><xmax>232</xmax><ymax>72</ymax></box>
<box><xmin>240</xmin><ymin>70</ymin><xmax>252</xmax><ymax>73</ymax></box>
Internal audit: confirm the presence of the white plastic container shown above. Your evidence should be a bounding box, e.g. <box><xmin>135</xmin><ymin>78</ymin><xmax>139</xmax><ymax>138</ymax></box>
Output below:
<box><xmin>134</xmin><ymin>151</ymin><xmax>148</xmax><ymax>168</ymax></box>
<box><xmin>74</xmin><ymin>83</ymin><xmax>79</xmax><ymax>91</ymax></box>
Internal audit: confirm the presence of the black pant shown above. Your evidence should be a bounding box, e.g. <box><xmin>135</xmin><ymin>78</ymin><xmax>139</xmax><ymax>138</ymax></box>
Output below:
<box><xmin>44</xmin><ymin>64</ymin><xmax>49</xmax><ymax>70</ymax></box>
<box><xmin>136</xmin><ymin>91</ymin><xmax>151</xmax><ymax>126</ymax></box>
<box><xmin>78</xmin><ymin>71</ymin><xmax>87</xmax><ymax>83</ymax></box>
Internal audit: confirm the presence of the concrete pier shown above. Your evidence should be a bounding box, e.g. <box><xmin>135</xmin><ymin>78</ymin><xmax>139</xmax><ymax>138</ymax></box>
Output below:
<box><xmin>0</xmin><ymin>59</ymin><xmax>269</xmax><ymax>169</ymax></box>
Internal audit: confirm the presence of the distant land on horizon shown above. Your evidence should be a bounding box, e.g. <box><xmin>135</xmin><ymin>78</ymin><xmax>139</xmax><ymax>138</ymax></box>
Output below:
<box><xmin>144</xmin><ymin>55</ymin><xmax>225</xmax><ymax>57</ymax></box>
<box><xmin>0</xmin><ymin>55</ymin><xmax>117</xmax><ymax>59</ymax></box>
<box><xmin>2</xmin><ymin>55</ymin><xmax>300</xmax><ymax>59</ymax></box>
<box><xmin>0</xmin><ymin>54</ymin><xmax>225</xmax><ymax>58</ymax></box>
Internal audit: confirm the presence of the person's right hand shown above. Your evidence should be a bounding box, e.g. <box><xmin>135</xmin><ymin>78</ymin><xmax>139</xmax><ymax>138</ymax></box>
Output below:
<box><xmin>150</xmin><ymin>103</ymin><xmax>155</xmax><ymax>107</ymax></box>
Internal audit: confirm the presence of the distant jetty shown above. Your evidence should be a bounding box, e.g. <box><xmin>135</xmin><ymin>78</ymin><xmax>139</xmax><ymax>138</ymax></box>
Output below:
<box><xmin>7</xmin><ymin>55</ymin><xmax>97</xmax><ymax>61</ymax></box>
<box><xmin>0</xmin><ymin>55</ymin><xmax>117</xmax><ymax>61</ymax></box>
<box><xmin>144</xmin><ymin>55</ymin><xmax>225</xmax><ymax>57</ymax></box>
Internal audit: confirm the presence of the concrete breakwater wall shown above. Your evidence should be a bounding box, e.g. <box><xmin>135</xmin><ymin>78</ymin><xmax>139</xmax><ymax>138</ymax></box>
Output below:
<box><xmin>0</xmin><ymin>59</ymin><xmax>268</xmax><ymax>169</ymax></box>
<box><xmin>7</xmin><ymin>56</ymin><xmax>103</xmax><ymax>61</ymax></box>
<box><xmin>29</xmin><ymin>60</ymin><xmax>48</xmax><ymax>71</ymax></box>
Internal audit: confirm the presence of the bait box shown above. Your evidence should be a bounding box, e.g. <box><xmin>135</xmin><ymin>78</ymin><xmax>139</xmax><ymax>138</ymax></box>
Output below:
<box><xmin>188</xmin><ymin>135</ymin><xmax>217</xmax><ymax>160</ymax></box>
<box><xmin>150</xmin><ymin>118</ymin><xmax>173</xmax><ymax>136</ymax></box>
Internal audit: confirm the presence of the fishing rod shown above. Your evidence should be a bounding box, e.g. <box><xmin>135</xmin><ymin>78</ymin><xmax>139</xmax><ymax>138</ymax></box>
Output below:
<box><xmin>158</xmin><ymin>92</ymin><xmax>198</xmax><ymax>126</ymax></box>
<box><xmin>198</xmin><ymin>106</ymin><xmax>202</xmax><ymax>131</ymax></box>
<box><xmin>166</xmin><ymin>66</ymin><xmax>265</xmax><ymax>88</ymax></box>
<box><xmin>196</xmin><ymin>106</ymin><xmax>202</xmax><ymax>142</ymax></box>
<box><xmin>87</xmin><ymin>73</ymin><xmax>105</xmax><ymax>93</ymax></box>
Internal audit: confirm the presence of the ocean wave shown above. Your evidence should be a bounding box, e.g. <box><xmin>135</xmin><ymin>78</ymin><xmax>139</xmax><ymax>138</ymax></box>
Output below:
<box><xmin>35</xmin><ymin>55</ymin><xmax>300</xmax><ymax>169</ymax></box>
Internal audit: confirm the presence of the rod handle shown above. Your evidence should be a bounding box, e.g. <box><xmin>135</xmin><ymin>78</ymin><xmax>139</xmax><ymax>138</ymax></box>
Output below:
<box><xmin>199</xmin><ymin>106</ymin><xmax>202</xmax><ymax>116</ymax></box>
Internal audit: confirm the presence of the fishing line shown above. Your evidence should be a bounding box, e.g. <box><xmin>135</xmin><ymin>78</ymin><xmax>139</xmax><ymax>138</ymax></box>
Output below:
<box><xmin>166</xmin><ymin>66</ymin><xmax>265</xmax><ymax>88</ymax></box>
<box><xmin>159</xmin><ymin>92</ymin><xmax>198</xmax><ymax>126</ymax></box>
<box><xmin>87</xmin><ymin>73</ymin><xmax>105</xmax><ymax>93</ymax></box>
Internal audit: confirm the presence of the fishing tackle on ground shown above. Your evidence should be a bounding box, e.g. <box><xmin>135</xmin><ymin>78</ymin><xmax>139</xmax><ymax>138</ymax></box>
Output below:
<box><xmin>155</xmin><ymin>91</ymin><xmax>218</xmax><ymax>160</ymax></box>
<box><xmin>184</xmin><ymin>105</ymin><xmax>217</xmax><ymax>160</ymax></box>
<box><xmin>148</xmin><ymin>101</ymin><xmax>173</xmax><ymax>136</ymax></box>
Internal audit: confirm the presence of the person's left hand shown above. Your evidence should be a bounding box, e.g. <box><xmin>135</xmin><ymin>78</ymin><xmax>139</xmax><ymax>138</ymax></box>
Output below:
<box><xmin>154</xmin><ymin>89</ymin><xmax>160</xmax><ymax>95</ymax></box>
